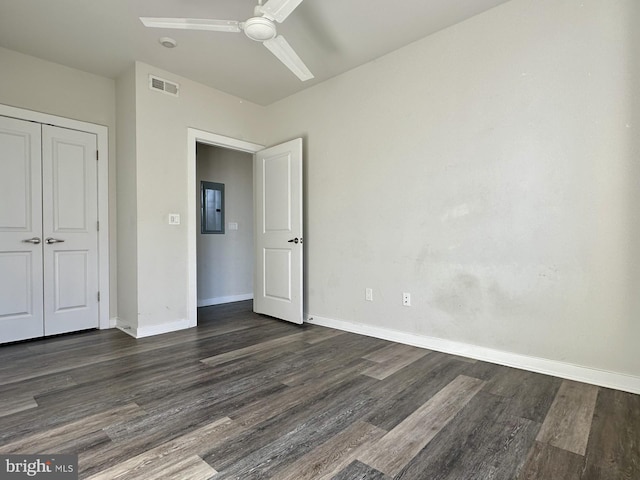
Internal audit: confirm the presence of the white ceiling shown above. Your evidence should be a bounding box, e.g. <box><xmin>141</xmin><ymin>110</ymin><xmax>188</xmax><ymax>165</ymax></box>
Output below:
<box><xmin>0</xmin><ymin>0</ymin><xmax>512</xmax><ymax>105</ymax></box>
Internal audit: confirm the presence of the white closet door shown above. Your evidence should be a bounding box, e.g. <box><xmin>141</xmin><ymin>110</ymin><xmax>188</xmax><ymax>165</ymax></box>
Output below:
<box><xmin>0</xmin><ymin>116</ymin><xmax>44</xmax><ymax>343</ymax></box>
<box><xmin>42</xmin><ymin>125</ymin><xmax>99</xmax><ymax>335</ymax></box>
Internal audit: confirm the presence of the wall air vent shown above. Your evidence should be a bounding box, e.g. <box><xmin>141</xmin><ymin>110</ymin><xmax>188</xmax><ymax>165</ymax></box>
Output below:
<box><xmin>149</xmin><ymin>75</ymin><xmax>179</xmax><ymax>97</ymax></box>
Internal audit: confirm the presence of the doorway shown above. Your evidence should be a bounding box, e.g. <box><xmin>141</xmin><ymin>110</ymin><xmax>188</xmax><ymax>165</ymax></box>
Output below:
<box><xmin>196</xmin><ymin>144</ymin><xmax>254</xmax><ymax>309</ymax></box>
<box><xmin>186</xmin><ymin>129</ymin><xmax>264</xmax><ymax>327</ymax></box>
<box><xmin>187</xmin><ymin>129</ymin><xmax>304</xmax><ymax>327</ymax></box>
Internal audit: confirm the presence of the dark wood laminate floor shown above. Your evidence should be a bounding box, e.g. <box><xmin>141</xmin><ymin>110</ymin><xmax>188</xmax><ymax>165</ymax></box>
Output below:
<box><xmin>1</xmin><ymin>301</ymin><xmax>638</xmax><ymax>479</ymax></box>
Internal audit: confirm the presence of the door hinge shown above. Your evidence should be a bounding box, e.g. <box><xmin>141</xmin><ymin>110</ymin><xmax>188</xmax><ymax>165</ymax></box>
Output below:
<box><xmin>96</xmin><ymin>150</ymin><xmax>99</xmax><ymax>161</ymax></box>
<box><xmin>97</xmin><ymin>221</ymin><xmax>100</xmax><ymax>231</ymax></box>
<box><xmin>97</xmin><ymin>291</ymin><xmax>101</xmax><ymax>302</ymax></box>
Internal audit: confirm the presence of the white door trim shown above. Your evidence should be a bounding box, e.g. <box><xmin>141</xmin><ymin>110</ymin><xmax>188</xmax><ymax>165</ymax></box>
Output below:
<box><xmin>187</xmin><ymin>128</ymin><xmax>264</xmax><ymax>327</ymax></box>
<box><xmin>0</xmin><ymin>103</ymin><xmax>110</xmax><ymax>330</ymax></box>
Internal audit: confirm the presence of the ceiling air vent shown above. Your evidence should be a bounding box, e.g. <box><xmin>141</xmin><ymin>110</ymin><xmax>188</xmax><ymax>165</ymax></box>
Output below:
<box><xmin>149</xmin><ymin>75</ymin><xmax>179</xmax><ymax>97</ymax></box>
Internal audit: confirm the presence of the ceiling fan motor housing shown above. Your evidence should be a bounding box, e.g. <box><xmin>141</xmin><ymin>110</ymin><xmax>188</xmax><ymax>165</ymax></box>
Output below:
<box><xmin>243</xmin><ymin>16</ymin><xmax>277</xmax><ymax>41</ymax></box>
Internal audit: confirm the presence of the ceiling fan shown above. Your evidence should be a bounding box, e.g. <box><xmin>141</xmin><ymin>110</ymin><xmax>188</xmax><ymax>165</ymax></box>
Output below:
<box><xmin>140</xmin><ymin>0</ymin><xmax>313</xmax><ymax>81</ymax></box>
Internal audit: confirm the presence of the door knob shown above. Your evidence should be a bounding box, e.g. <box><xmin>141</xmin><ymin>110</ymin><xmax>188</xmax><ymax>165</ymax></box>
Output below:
<box><xmin>287</xmin><ymin>237</ymin><xmax>300</xmax><ymax>244</ymax></box>
<box><xmin>23</xmin><ymin>237</ymin><xmax>41</xmax><ymax>244</ymax></box>
<box><xmin>45</xmin><ymin>237</ymin><xmax>65</xmax><ymax>244</ymax></box>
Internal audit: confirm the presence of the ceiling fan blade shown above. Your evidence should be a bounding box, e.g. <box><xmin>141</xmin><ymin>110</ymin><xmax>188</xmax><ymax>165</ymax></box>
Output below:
<box><xmin>263</xmin><ymin>35</ymin><xmax>313</xmax><ymax>81</ymax></box>
<box><xmin>140</xmin><ymin>17</ymin><xmax>241</xmax><ymax>33</ymax></box>
<box><xmin>259</xmin><ymin>0</ymin><xmax>305</xmax><ymax>23</ymax></box>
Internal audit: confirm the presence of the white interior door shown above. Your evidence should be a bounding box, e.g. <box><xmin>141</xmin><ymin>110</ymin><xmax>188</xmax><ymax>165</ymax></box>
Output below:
<box><xmin>0</xmin><ymin>116</ymin><xmax>44</xmax><ymax>343</ymax></box>
<box><xmin>253</xmin><ymin>138</ymin><xmax>303</xmax><ymax>324</ymax></box>
<box><xmin>42</xmin><ymin>125</ymin><xmax>99</xmax><ymax>336</ymax></box>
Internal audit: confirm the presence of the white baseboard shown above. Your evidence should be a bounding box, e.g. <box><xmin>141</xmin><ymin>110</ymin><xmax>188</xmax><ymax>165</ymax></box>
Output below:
<box><xmin>115</xmin><ymin>318</ymin><xmax>192</xmax><ymax>339</ymax></box>
<box><xmin>305</xmin><ymin>314</ymin><xmax>640</xmax><ymax>395</ymax></box>
<box><xmin>115</xmin><ymin>317</ymin><xmax>136</xmax><ymax>338</ymax></box>
<box><xmin>198</xmin><ymin>293</ymin><xmax>253</xmax><ymax>307</ymax></box>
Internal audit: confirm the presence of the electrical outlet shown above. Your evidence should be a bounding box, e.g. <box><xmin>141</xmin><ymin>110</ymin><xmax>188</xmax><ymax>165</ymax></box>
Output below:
<box><xmin>403</xmin><ymin>292</ymin><xmax>411</xmax><ymax>306</ymax></box>
<box><xmin>365</xmin><ymin>288</ymin><xmax>373</xmax><ymax>302</ymax></box>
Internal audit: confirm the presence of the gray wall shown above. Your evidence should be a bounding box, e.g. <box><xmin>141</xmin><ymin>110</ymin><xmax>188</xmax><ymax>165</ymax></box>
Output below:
<box><xmin>115</xmin><ymin>64</ymin><xmax>138</xmax><ymax>326</ymax></box>
<box><xmin>265</xmin><ymin>0</ymin><xmax>640</xmax><ymax>377</ymax></box>
<box><xmin>196</xmin><ymin>145</ymin><xmax>254</xmax><ymax>305</ymax></box>
<box><xmin>117</xmin><ymin>61</ymin><xmax>264</xmax><ymax>331</ymax></box>
<box><xmin>0</xmin><ymin>46</ymin><xmax>118</xmax><ymax>321</ymax></box>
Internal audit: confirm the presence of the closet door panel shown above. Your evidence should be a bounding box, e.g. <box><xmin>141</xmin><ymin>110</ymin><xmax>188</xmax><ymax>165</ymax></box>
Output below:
<box><xmin>42</xmin><ymin>125</ymin><xmax>99</xmax><ymax>336</ymax></box>
<box><xmin>0</xmin><ymin>116</ymin><xmax>44</xmax><ymax>343</ymax></box>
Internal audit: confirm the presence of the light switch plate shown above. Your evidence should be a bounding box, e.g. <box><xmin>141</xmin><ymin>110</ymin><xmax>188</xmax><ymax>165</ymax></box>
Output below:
<box><xmin>169</xmin><ymin>213</ymin><xmax>180</xmax><ymax>225</ymax></box>
<box><xmin>228</xmin><ymin>222</ymin><xmax>238</xmax><ymax>230</ymax></box>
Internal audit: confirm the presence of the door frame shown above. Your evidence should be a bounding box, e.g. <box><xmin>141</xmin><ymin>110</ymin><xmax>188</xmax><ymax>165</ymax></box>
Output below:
<box><xmin>0</xmin><ymin>103</ymin><xmax>110</xmax><ymax>330</ymax></box>
<box><xmin>187</xmin><ymin>128</ymin><xmax>264</xmax><ymax>327</ymax></box>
